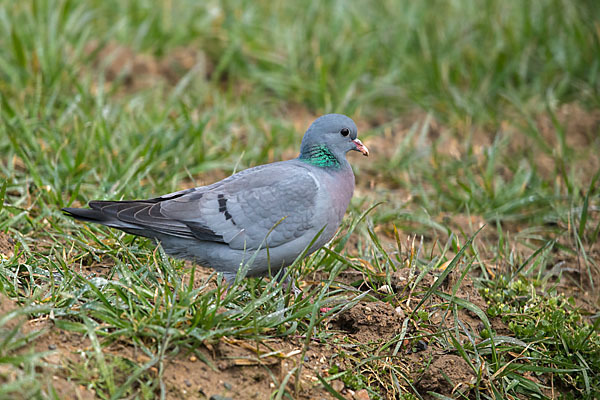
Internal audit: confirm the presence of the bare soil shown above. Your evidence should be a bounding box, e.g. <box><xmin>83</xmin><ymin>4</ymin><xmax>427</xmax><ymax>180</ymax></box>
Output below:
<box><xmin>0</xmin><ymin>232</ymin><xmax>16</xmax><ymax>259</ymax></box>
<box><xmin>83</xmin><ymin>41</ymin><xmax>213</xmax><ymax>93</ymax></box>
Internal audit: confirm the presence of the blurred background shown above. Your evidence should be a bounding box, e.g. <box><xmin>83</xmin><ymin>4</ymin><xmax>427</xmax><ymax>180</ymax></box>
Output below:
<box><xmin>0</xmin><ymin>1</ymin><xmax>599</xmax><ymax>399</ymax></box>
<box><xmin>1</xmin><ymin>0</ymin><xmax>598</xmax><ymax>201</ymax></box>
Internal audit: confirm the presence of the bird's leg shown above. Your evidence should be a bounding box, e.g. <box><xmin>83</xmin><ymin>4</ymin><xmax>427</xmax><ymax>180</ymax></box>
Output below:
<box><xmin>217</xmin><ymin>272</ymin><xmax>236</xmax><ymax>301</ymax></box>
<box><xmin>273</xmin><ymin>270</ymin><xmax>329</xmax><ymax>312</ymax></box>
<box><xmin>275</xmin><ymin>268</ymin><xmax>301</xmax><ymax>297</ymax></box>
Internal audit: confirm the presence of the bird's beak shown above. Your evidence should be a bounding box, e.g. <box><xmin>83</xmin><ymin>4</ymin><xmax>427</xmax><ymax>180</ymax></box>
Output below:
<box><xmin>352</xmin><ymin>139</ymin><xmax>369</xmax><ymax>156</ymax></box>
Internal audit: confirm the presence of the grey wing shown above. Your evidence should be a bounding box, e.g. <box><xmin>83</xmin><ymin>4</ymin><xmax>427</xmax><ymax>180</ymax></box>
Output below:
<box><xmin>64</xmin><ymin>164</ymin><xmax>319</xmax><ymax>249</ymax></box>
<box><xmin>159</xmin><ymin>165</ymin><xmax>319</xmax><ymax>250</ymax></box>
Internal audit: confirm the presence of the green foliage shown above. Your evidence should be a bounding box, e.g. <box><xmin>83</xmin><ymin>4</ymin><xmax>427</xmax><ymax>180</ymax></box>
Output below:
<box><xmin>484</xmin><ymin>276</ymin><xmax>600</xmax><ymax>397</ymax></box>
<box><xmin>328</xmin><ymin>364</ymin><xmax>368</xmax><ymax>392</ymax></box>
<box><xmin>0</xmin><ymin>301</ymin><xmax>50</xmax><ymax>399</ymax></box>
<box><xmin>0</xmin><ymin>0</ymin><xmax>598</xmax><ymax>398</ymax></box>
<box><xmin>66</xmin><ymin>352</ymin><xmax>155</xmax><ymax>399</ymax></box>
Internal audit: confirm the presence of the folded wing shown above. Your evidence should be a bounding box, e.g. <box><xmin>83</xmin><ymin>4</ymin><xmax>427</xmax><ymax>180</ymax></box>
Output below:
<box><xmin>64</xmin><ymin>163</ymin><xmax>318</xmax><ymax>251</ymax></box>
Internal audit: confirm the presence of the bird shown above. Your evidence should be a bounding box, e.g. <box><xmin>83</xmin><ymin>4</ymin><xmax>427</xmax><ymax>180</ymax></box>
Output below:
<box><xmin>62</xmin><ymin>114</ymin><xmax>369</xmax><ymax>288</ymax></box>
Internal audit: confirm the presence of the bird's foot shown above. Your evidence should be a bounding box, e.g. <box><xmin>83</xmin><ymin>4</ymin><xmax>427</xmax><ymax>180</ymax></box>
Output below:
<box><xmin>281</xmin><ymin>277</ymin><xmax>302</xmax><ymax>297</ymax></box>
<box><xmin>275</xmin><ymin>268</ymin><xmax>302</xmax><ymax>297</ymax></box>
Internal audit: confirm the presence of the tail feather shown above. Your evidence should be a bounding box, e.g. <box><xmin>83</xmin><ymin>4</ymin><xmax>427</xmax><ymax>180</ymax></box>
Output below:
<box><xmin>62</xmin><ymin>200</ymin><xmax>196</xmax><ymax>240</ymax></box>
<box><xmin>62</xmin><ymin>205</ymin><xmax>138</xmax><ymax>229</ymax></box>
<box><xmin>62</xmin><ymin>207</ymin><xmax>113</xmax><ymax>223</ymax></box>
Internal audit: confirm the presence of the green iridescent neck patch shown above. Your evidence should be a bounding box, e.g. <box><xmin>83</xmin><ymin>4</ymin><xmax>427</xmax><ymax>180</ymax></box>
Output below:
<box><xmin>299</xmin><ymin>145</ymin><xmax>340</xmax><ymax>168</ymax></box>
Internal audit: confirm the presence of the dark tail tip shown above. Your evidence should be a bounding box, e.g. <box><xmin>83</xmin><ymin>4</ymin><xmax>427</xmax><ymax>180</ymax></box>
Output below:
<box><xmin>62</xmin><ymin>207</ymin><xmax>84</xmax><ymax>217</ymax></box>
<box><xmin>61</xmin><ymin>207</ymin><xmax>108</xmax><ymax>223</ymax></box>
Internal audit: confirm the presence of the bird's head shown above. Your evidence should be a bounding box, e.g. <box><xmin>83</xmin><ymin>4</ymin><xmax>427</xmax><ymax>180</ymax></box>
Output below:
<box><xmin>299</xmin><ymin>114</ymin><xmax>369</xmax><ymax>167</ymax></box>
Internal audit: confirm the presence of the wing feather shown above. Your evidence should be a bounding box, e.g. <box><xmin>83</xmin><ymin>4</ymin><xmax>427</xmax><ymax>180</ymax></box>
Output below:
<box><xmin>70</xmin><ymin>162</ymin><xmax>318</xmax><ymax>250</ymax></box>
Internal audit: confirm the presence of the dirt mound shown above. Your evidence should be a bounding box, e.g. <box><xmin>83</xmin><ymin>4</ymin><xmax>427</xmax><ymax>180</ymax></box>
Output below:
<box><xmin>333</xmin><ymin>301</ymin><xmax>403</xmax><ymax>342</ymax></box>
<box><xmin>415</xmin><ymin>354</ymin><xmax>476</xmax><ymax>397</ymax></box>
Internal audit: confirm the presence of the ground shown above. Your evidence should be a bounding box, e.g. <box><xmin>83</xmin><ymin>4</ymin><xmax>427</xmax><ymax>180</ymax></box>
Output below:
<box><xmin>1</xmin><ymin>1</ymin><xmax>600</xmax><ymax>399</ymax></box>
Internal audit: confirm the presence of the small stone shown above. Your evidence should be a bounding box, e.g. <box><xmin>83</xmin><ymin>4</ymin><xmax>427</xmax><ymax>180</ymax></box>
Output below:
<box><xmin>209</xmin><ymin>396</ymin><xmax>233</xmax><ymax>400</ymax></box>
<box><xmin>331</xmin><ymin>380</ymin><xmax>344</xmax><ymax>392</ymax></box>
<box><xmin>415</xmin><ymin>340</ymin><xmax>428</xmax><ymax>352</ymax></box>
<box><xmin>394</xmin><ymin>306</ymin><xmax>405</xmax><ymax>318</ymax></box>
<box><xmin>184</xmin><ymin>379</ymin><xmax>192</xmax><ymax>388</ymax></box>
<box><xmin>223</xmin><ymin>382</ymin><xmax>233</xmax><ymax>390</ymax></box>
<box><xmin>42</xmin><ymin>353</ymin><xmax>61</xmax><ymax>365</ymax></box>
<box><xmin>48</xmin><ymin>344</ymin><xmax>57</xmax><ymax>350</ymax></box>
<box><xmin>189</xmin><ymin>356</ymin><xmax>197</xmax><ymax>362</ymax></box>
<box><xmin>378</xmin><ymin>284</ymin><xmax>392</xmax><ymax>294</ymax></box>
<box><xmin>354</xmin><ymin>388</ymin><xmax>370</xmax><ymax>400</ymax></box>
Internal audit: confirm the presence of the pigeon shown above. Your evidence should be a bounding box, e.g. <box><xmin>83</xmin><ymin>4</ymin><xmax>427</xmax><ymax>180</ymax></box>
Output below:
<box><xmin>63</xmin><ymin>114</ymin><xmax>369</xmax><ymax>286</ymax></box>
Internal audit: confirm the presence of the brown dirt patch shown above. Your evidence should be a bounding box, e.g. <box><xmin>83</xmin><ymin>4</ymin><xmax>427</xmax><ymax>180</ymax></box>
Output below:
<box><xmin>161</xmin><ymin>333</ymin><xmax>387</xmax><ymax>399</ymax></box>
<box><xmin>510</xmin><ymin>103</ymin><xmax>600</xmax><ymax>179</ymax></box>
<box><xmin>84</xmin><ymin>41</ymin><xmax>213</xmax><ymax>93</ymax></box>
<box><xmin>0</xmin><ymin>231</ymin><xmax>16</xmax><ymax>259</ymax></box>
<box><xmin>164</xmin><ymin>337</ymin><xmax>309</xmax><ymax>399</ymax></box>
<box><xmin>321</xmin><ymin>264</ymin><xmax>511</xmax><ymax>399</ymax></box>
<box><xmin>0</xmin><ymin>292</ymin><xmax>23</xmax><ymax>334</ymax></box>
<box><xmin>0</xmin><ymin>295</ymin><xmax>96</xmax><ymax>399</ymax></box>
<box><xmin>548</xmin><ymin>250</ymin><xmax>600</xmax><ymax>316</ymax></box>
<box><xmin>537</xmin><ymin>103</ymin><xmax>600</xmax><ymax>150</ymax></box>
<box><xmin>415</xmin><ymin>354</ymin><xmax>476</xmax><ymax>397</ymax></box>
<box><xmin>32</xmin><ymin>325</ymin><xmax>96</xmax><ymax>400</ymax></box>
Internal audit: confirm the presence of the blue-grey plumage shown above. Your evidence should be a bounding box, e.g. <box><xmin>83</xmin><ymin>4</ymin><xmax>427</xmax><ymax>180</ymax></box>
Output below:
<box><xmin>62</xmin><ymin>114</ymin><xmax>369</xmax><ymax>285</ymax></box>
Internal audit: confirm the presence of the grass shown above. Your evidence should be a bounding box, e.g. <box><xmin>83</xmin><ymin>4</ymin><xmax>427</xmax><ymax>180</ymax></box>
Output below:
<box><xmin>1</xmin><ymin>0</ymin><xmax>599</xmax><ymax>398</ymax></box>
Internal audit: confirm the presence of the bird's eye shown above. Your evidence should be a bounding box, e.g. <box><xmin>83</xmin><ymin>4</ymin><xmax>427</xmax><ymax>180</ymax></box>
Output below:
<box><xmin>340</xmin><ymin>128</ymin><xmax>350</xmax><ymax>137</ymax></box>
